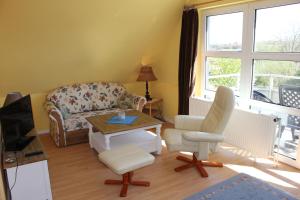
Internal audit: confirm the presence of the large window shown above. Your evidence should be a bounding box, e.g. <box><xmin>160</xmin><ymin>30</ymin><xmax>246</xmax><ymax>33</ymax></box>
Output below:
<box><xmin>201</xmin><ymin>0</ymin><xmax>300</xmax><ymax>161</ymax></box>
<box><xmin>202</xmin><ymin>1</ymin><xmax>300</xmax><ymax>104</ymax></box>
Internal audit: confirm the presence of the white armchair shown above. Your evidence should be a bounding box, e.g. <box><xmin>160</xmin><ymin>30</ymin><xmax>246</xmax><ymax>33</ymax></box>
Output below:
<box><xmin>164</xmin><ymin>86</ymin><xmax>235</xmax><ymax>177</ymax></box>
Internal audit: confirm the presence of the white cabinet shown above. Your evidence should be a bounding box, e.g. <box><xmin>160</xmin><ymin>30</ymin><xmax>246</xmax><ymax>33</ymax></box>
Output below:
<box><xmin>6</xmin><ymin>160</ymin><xmax>52</xmax><ymax>200</ymax></box>
<box><xmin>4</xmin><ymin>133</ymin><xmax>53</xmax><ymax>200</ymax></box>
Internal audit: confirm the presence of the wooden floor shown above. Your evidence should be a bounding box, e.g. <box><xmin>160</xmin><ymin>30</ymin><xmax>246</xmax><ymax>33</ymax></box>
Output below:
<box><xmin>40</xmin><ymin>123</ymin><xmax>300</xmax><ymax>200</ymax></box>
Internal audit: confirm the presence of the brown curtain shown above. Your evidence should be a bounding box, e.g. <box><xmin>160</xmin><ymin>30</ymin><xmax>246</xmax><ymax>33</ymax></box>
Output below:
<box><xmin>178</xmin><ymin>9</ymin><xmax>199</xmax><ymax>115</ymax></box>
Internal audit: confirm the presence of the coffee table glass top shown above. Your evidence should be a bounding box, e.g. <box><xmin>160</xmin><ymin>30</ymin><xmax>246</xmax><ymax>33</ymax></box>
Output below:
<box><xmin>86</xmin><ymin>110</ymin><xmax>162</xmax><ymax>135</ymax></box>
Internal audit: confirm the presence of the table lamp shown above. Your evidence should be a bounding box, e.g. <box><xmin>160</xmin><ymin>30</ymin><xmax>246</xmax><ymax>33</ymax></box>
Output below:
<box><xmin>3</xmin><ymin>92</ymin><xmax>23</xmax><ymax>107</ymax></box>
<box><xmin>137</xmin><ymin>66</ymin><xmax>157</xmax><ymax>101</ymax></box>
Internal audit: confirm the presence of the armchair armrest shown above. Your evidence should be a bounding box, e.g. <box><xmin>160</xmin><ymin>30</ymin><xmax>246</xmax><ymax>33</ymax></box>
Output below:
<box><xmin>44</xmin><ymin>101</ymin><xmax>66</xmax><ymax>147</ymax></box>
<box><xmin>183</xmin><ymin>131</ymin><xmax>224</xmax><ymax>143</ymax></box>
<box><xmin>174</xmin><ymin>115</ymin><xmax>205</xmax><ymax>131</ymax></box>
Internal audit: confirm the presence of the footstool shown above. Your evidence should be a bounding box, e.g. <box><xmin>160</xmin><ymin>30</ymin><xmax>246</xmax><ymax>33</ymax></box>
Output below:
<box><xmin>98</xmin><ymin>145</ymin><xmax>155</xmax><ymax>197</ymax></box>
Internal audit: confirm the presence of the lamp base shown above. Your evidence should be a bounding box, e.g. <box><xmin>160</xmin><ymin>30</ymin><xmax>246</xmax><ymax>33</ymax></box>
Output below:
<box><xmin>145</xmin><ymin>81</ymin><xmax>152</xmax><ymax>101</ymax></box>
<box><xmin>145</xmin><ymin>95</ymin><xmax>152</xmax><ymax>101</ymax></box>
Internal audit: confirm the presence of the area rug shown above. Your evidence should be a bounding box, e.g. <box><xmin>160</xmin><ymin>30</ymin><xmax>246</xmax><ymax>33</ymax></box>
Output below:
<box><xmin>185</xmin><ymin>173</ymin><xmax>298</xmax><ymax>200</ymax></box>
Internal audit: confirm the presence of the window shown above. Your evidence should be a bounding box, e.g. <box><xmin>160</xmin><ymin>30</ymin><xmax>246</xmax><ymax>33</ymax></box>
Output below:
<box><xmin>206</xmin><ymin>57</ymin><xmax>241</xmax><ymax>92</ymax></box>
<box><xmin>206</xmin><ymin>12</ymin><xmax>243</xmax><ymax>51</ymax></box>
<box><xmin>252</xmin><ymin>60</ymin><xmax>300</xmax><ymax>104</ymax></box>
<box><xmin>201</xmin><ymin>0</ymin><xmax>300</xmax><ymax>104</ymax></box>
<box><xmin>254</xmin><ymin>4</ymin><xmax>300</xmax><ymax>53</ymax></box>
<box><xmin>252</xmin><ymin>3</ymin><xmax>300</xmax><ymax>104</ymax></box>
<box><xmin>204</xmin><ymin>11</ymin><xmax>244</xmax><ymax>93</ymax></box>
<box><xmin>201</xmin><ymin>0</ymin><xmax>300</xmax><ymax>161</ymax></box>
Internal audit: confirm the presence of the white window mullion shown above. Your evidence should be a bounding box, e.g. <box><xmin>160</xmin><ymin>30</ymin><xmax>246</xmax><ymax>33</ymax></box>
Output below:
<box><xmin>204</xmin><ymin>51</ymin><xmax>242</xmax><ymax>58</ymax></box>
<box><xmin>200</xmin><ymin>13</ymin><xmax>207</xmax><ymax>94</ymax></box>
<box><xmin>252</xmin><ymin>52</ymin><xmax>300</xmax><ymax>62</ymax></box>
<box><xmin>239</xmin><ymin>4</ymin><xmax>254</xmax><ymax>103</ymax></box>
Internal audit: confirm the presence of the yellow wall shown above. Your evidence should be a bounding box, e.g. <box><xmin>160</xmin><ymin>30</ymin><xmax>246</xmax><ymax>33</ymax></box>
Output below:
<box><xmin>0</xmin><ymin>0</ymin><xmax>185</xmax><ymax>131</ymax></box>
<box><xmin>152</xmin><ymin>19</ymin><xmax>182</xmax><ymax>121</ymax></box>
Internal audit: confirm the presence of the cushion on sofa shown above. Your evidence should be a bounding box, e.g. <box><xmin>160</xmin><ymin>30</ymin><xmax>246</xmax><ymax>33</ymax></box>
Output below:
<box><xmin>117</xmin><ymin>91</ymin><xmax>135</xmax><ymax>109</ymax></box>
<box><xmin>47</xmin><ymin>83</ymin><xmax>93</xmax><ymax>114</ymax></box>
<box><xmin>87</xmin><ymin>82</ymin><xmax>126</xmax><ymax>110</ymax></box>
<box><xmin>47</xmin><ymin>82</ymin><xmax>127</xmax><ymax>114</ymax></box>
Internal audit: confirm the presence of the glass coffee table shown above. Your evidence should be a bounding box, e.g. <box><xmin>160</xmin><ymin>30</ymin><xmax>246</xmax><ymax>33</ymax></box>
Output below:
<box><xmin>86</xmin><ymin>110</ymin><xmax>163</xmax><ymax>154</ymax></box>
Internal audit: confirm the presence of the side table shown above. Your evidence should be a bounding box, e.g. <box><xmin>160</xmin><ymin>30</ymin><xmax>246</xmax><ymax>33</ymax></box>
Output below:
<box><xmin>143</xmin><ymin>98</ymin><xmax>163</xmax><ymax>120</ymax></box>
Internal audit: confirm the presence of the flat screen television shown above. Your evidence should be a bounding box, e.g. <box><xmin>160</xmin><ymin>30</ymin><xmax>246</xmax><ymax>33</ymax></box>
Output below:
<box><xmin>0</xmin><ymin>95</ymin><xmax>35</xmax><ymax>151</ymax></box>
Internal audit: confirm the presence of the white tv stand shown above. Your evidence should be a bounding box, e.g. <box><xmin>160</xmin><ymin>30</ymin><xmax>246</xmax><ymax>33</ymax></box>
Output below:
<box><xmin>4</xmin><ymin>130</ymin><xmax>52</xmax><ymax>200</ymax></box>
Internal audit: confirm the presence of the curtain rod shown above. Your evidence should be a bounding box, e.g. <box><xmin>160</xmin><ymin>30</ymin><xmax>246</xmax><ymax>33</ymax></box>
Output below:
<box><xmin>184</xmin><ymin>0</ymin><xmax>223</xmax><ymax>10</ymax></box>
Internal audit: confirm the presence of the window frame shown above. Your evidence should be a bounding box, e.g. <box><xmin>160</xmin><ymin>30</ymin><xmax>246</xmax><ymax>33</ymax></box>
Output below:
<box><xmin>200</xmin><ymin>0</ymin><xmax>300</xmax><ymax>113</ymax></box>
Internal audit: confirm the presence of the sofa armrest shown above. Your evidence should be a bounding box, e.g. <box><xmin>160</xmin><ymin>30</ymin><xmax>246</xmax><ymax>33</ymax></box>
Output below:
<box><xmin>44</xmin><ymin>101</ymin><xmax>66</xmax><ymax>147</ymax></box>
<box><xmin>174</xmin><ymin>115</ymin><xmax>205</xmax><ymax>131</ymax></box>
<box><xmin>45</xmin><ymin>102</ymin><xmax>64</xmax><ymax>124</ymax></box>
<box><xmin>118</xmin><ymin>92</ymin><xmax>146</xmax><ymax>112</ymax></box>
<box><xmin>132</xmin><ymin>94</ymin><xmax>147</xmax><ymax>112</ymax></box>
<box><xmin>45</xmin><ymin>101</ymin><xmax>59</xmax><ymax>113</ymax></box>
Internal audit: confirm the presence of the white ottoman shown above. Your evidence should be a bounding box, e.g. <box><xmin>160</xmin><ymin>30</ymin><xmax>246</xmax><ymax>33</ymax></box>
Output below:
<box><xmin>98</xmin><ymin>145</ymin><xmax>155</xmax><ymax>197</ymax></box>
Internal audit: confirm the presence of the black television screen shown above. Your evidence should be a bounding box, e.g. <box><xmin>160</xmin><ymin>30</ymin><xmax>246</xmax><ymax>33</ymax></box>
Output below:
<box><xmin>0</xmin><ymin>95</ymin><xmax>35</xmax><ymax>151</ymax></box>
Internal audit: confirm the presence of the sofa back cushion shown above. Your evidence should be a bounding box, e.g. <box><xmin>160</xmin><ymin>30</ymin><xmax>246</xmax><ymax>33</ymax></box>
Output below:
<box><xmin>47</xmin><ymin>83</ymin><xmax>93</xmax><ymax>114</ymax></box>
<box><xmin>88</xmin><ymin>82</ymin><xmax>126</xmax><ymax>110</ymax></box>
<box><xmin>47</xmin><ymin>82</ymin><xmax>126</xmax><ymax>114</ymax></box>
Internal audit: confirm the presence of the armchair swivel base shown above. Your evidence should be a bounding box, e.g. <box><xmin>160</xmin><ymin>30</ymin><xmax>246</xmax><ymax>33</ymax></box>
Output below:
<box><xmin>175</xmin><ymin>154</ymin><xmax>223</xmax><ymax>178</ymax></box>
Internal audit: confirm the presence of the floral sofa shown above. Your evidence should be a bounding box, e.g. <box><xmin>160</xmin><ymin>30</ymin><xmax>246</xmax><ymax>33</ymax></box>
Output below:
<box><xmin>45</xmin><ymin>82</ymin><xmax>146</xmax><ymax>147</ymax></box>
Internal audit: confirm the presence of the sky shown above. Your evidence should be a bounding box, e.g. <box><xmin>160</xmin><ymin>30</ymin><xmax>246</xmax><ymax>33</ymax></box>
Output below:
<box><xmin>207</xmin><ymin>3</ymin><xmax>300</xmax><ymax>47</ymax></box>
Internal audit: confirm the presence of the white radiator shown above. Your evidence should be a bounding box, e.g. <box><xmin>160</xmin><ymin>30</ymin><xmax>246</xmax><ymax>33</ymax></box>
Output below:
<box><xmin>189</xmin><ymin>97</ymin><xmax>277</xmax><ymax>157</ymax></box>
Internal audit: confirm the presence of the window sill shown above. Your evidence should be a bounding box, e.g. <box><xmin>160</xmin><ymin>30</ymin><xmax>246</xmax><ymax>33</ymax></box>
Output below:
<box><xmin>191</xmin><ymin>95</ymin><xmax>300</xmax><ymax>117</ymax></box>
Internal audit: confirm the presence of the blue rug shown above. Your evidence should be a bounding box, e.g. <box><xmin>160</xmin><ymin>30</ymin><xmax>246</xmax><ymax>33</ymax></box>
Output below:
<box><xmin>185</xmin><ymin>173</ymin><xmax>298</xmax><ymax>200</ymax></box>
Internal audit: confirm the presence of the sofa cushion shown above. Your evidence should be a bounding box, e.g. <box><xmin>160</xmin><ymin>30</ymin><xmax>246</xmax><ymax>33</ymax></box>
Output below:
<box><xmin>117</xmin><ymin>91</ymin><xmax>135</xmax><ymax>109</ymax></box>
<box><xmin>47</xmin><ymin>83</ymin><xmax>93</xmax><ymax>114</ymax></box>
<box><xmin>88</xmin><ymin>82</ymin><xmax>126</xmax><ymax>110</ymax></box>
<box><xmin>64</xmin><ymin>108</ymin><xmax>131</xmax><ymax>131</ymax></box>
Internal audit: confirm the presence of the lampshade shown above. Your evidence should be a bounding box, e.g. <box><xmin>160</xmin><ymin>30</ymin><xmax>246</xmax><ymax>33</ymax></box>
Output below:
<box><xmin>136</xmin><ymin>66</ymin><xmax>157</xmax><ymax>82</ymax></box>
<box><xmin>3</xmin><ymin>92</ymin><xmax>22</xmax><ymax>107</ymax></box>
